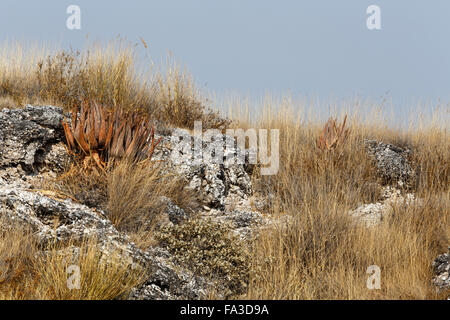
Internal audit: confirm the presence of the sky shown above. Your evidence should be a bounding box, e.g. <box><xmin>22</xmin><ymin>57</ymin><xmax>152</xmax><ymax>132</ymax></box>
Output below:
<box><xmin>1</xmin><ymin>0</ymin><xmax>450</xmax><ymax>112</ymax></box>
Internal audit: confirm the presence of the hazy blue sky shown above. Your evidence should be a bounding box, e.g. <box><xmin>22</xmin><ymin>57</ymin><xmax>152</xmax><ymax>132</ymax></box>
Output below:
<box><xmin>1</xmin><ymin>0</ymin><xmax>450</xmax><ymax>106</ymax></box>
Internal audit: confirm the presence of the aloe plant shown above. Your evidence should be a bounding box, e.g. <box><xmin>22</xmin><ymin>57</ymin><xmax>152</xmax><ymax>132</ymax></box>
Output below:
<box><xmin>62</xmin><ymin>101</ymin><xmax>161</xmax><ymax>170</ymax></box>
<box><xmin>316</xmin><ymin>115</ymin><xmax>350</xmax><ymax>151</ymax></box>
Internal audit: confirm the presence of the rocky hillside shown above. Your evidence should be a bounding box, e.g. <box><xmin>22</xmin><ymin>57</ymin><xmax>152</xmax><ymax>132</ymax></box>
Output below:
<box><xmin>0</xmin><ymin>105</ymin><xmax>448</xmax><ymax>299</ymax></box>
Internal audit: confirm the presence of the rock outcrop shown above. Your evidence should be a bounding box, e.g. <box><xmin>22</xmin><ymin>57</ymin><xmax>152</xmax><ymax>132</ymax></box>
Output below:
<box><xmin>0</xmin><ymin>105</ymin><xmax>264</xmax><ymax>299</ymax></box>
<box><xmin>154</xmin><ymin>128</ymin><xmax>253</xmax><ymax>209</ymax></box>
<box><xmin>0</xmin><ymin>106</ymin><xmax>211</xmax><ymax>299</ymax></box>
<box><xmin>364</xmin><ymin>139</ymin><xmax>415</xmax><ymax>188</ymax></box>
<box><xmin>0</xmin><ymin>105</ymin><xmax>66</xmax><ymax>169</ymax></box>
<box><xmin>2</xmin><ymin>105</ymin><xmax>444</xmax><ymax>300</ymax></box>
<box><xmin>152</xmin><ymin>128</ymin><xmax>266</xmax><ymax>240</ymax></box>
<box><xmin>350</xmin><ymin>140</ymin><xmax>419</xmax><ymax>226</ymax></box>
<box><xmin>0</xmin><ymin>105</ymin><xmax>71</xmax><ymax>189</ymax></box>
<box><xmin>432</xmin><ymin>248</ymin><xmax>450</xmax><ymax>297</ymax></box>
<box><xmin>0</xmin><ymin>187</ymin><xmax>210</xmax><ymax>299</ymax></box>
<box><xmin>349</xmin><ymin>186</ymin><xmax>418</xmax><ymax>227</ymax></box>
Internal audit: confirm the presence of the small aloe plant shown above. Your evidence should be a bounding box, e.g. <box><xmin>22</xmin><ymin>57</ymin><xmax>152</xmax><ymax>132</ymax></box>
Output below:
<box><xmin>316</xmin><ymin>115</ymin><xmax>350</xmax><ymax>151</ymax></box>
<box><xmin>62</xmin><ymin>100</ymin><xmax>161</xmax><ymax>170</ymax></box>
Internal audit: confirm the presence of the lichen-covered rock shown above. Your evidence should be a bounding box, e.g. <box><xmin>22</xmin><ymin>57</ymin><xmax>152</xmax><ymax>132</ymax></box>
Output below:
<box><xmin>0</xmin><ymin>186</ymin><xmax>210</xmax><ymax>299</ymax></box>
<box><xmin>150</xmin><ymin>128</ymin><xmax>266</xmax><ymax>241</ymax></box>
<box><xmin>349</xmin><ymin>186</ymin><xmax>418</xmax><ymax>227</ymax></box>
<box><xmin>0</xmin><ymin>105</ymin><xmax>66</xmax><ymax>169</ymax></box>
<box><xmin>154</xmin><ymin>129</ymin><xmax>253</xmax><ymax>209</ymax></box>
<box><xmin>364</xmin><ymin>139</ymin><xmax>415</xmax><ymax>188</ymax></box>
<box><xmin>159</xmin><ymin>196</ymin><xmax>189</xmax><ymax>224</ymax></box>
<box><xmin>129</xmin><ymin>247</ymin><xmax>209</xmax><ymax>300</ymax></box>
<box><xmin>0</xmin><ymin>105</ymin><xmax>71</xmax><ymax>189</ymax></box>
<box><xmin>0</xmin><ymin>104</ymin><xmax>214</xmax><ymax>300</ymax></box>
<box><xmin>432</xmin><ymin>248</ymin><xmax>450</xmax><ymax>295</ymax></box>
<box><xmin>0</xmin><ymin>187</ymin><xmax>121</xmax><ymax>245</ymax></box>
<box><xmin>154</xmin><ymin>218</ymin><xmax>250</xmax><ymax>298</ymax></box>
<box><xmin>201</xmin><ymin>209</ymin><xmax>265</xmax><ymax>240</ymax></box>
<box><xmin>0</xmin><ymin>105</ymin><xmax>262</xmax><ymax>300</ymax></box>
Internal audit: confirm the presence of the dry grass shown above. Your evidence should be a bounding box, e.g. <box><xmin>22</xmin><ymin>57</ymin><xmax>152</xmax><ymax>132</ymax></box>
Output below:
<box><xmin>33</xmin><ymin>238</ymin><xmax>146</xmax><ymax>300</ymax></box>
<box><xmin>0</xmin><ymin>40</ymin><xmax>227</xmax><ymax>129</ymax></box>
<box><xmin>0</xmin><ymin>218</ymin><xmax>145</xmax><ymax>300</ymax></box>
<box><xmin>0</xmin><ymin>219</ymin><xmax>38</xmax><ymax>299</ymax></box>
<box><xmin>241</xmin><ymin>105</ymin><xmax>449</xmax><ymax>300</ymax></box>
<box><xmin>48</xmin><ymin>159</ymin><xmax>200</xmax><ymax>249</ymax></box>
<box><xmin>106</xmin><ymin>160</ymin><xmax>199</xmax><ymax>248</ymax></box>
<box><xmin>246</xmin><ymin>195</ymin><xmax>448</xmax><ymax>299</ymax></box>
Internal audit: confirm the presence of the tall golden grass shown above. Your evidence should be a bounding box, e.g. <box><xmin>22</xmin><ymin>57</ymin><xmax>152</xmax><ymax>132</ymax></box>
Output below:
<box><xmin>238</xmin><ymin>104</ymin><xmax>449</xmax><ymax>300</ymax></box>
<box><xmin>0</xmin><ymin>218</ymin><xmax>145</xmax><ymax>300</ymax></box>
<box><xmin>0</xmin><ymin>39</ymin><xmax>226</xmax><ymax>129</ymax></box>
